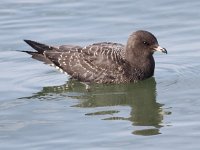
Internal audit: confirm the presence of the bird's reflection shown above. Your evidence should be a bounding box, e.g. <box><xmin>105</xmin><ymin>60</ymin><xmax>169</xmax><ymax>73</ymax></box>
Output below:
<box><xmin>22</xmin><ymin>77</ymin><xmax>171</xmax><ymax>136</ymax></box>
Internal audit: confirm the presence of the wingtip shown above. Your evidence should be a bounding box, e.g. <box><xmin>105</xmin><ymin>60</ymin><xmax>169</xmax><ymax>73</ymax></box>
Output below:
<box><xmin>23</xmin><ymin>39</ymin><xmax>56</xmax><ymax>54</ymax></box>
<box><xmin>22</xmin><ymin>40</ymin><xmax>37</xmax><ymax>54</ymax></box>
<box><xmin>24</xmin><ymin>39</ymin><xmax>34</xmax><ymax>45</ymax></box>
<box><xmin>23</xmin><ymin>39</ymin><xmax>46</xmax><ymax>54</ymax></box>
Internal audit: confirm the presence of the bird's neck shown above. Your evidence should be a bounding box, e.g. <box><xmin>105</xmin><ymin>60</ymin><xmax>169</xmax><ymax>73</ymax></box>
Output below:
<box><xmin>124</xmin><ymin>48</ymin><xmax>155</xmax><ymax>79</ymax></box>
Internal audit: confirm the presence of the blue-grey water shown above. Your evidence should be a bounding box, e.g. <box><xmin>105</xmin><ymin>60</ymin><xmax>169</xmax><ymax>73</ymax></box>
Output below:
<box><xmin>1</xmin><ymin>0</ymin><xmax>200</xmax><ymax>149</ymax></box>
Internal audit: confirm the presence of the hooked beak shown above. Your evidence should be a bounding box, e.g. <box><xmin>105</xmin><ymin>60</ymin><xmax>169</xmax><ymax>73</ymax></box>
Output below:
<box><xmin>153</xmin><ymin>45</ymin><xmax>167</xmax><ymax>54</ymax></box>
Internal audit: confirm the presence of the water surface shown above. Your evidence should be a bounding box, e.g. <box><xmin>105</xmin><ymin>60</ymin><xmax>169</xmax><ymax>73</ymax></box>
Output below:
<box><xmin>1</xmin><ymin>0</ymin><xmax>200</xmax><ymax>149</ymax></box>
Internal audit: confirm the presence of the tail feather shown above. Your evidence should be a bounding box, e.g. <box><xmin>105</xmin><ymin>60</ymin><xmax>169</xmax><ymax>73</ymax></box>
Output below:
<box><xmin>24</xmin><ymin>40</ymin><xmax>55</xmax><ymax>54</ymax></box>
<box><xmin>21</xmin><ymin>50</ymin><xmax>52</xmax><ymax>64</ymax></box>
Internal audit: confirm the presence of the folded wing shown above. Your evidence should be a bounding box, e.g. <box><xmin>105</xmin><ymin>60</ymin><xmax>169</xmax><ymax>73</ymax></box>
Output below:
<box><xmin>24</xmin><ymin>40</ymin><xmax>128</xmax><ymax>83</ymax></box>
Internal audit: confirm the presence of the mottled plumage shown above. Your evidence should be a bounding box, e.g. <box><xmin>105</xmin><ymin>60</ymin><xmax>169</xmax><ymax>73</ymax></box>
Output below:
<box><xmin>23</xmin><ymin>30</ymin><xmax>167</xmax><ymax>83</ymax></box>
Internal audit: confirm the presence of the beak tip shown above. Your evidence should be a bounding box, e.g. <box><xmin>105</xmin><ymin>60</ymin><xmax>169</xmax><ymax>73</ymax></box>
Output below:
<box><xmin>154</xmin><ymin>45</ymin><xmax>167</xmax><ymax>54</ymax></box>
<box><xmin>163</xmin><ymin>48</ymin><xmax>167</xmax><ymax>54</ymax></box>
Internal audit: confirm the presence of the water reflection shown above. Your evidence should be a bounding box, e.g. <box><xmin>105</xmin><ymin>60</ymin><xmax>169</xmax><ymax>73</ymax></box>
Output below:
<box><xmin>21</xmin><ymin>77</ymin><xmax>170</xmax><ymax>136</ymax></box>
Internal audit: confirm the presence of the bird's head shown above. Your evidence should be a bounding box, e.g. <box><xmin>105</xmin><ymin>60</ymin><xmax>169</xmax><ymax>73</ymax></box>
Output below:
<box><xmin>126</xmin><ymin>30</ymin><xmax>167</xmax><ymax>56</ymax></box>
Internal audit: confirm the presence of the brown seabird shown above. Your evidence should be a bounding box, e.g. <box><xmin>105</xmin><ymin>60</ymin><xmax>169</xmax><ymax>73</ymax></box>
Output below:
<box><xmin>22</xmin><ymin>30</ymin><xmax>167</xmax><ymax>83</ymax></box>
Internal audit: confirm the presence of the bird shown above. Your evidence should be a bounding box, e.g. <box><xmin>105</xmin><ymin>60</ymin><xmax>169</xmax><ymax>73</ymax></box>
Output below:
<box><xmin>22</xmin><ymin>30</ymin><xmax>167</xmax><ymax>84</ymax></box>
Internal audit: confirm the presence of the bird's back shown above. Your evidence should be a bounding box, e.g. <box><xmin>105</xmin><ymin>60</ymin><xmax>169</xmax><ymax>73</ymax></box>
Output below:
<box><xmin>24</xmin><ymin>40</ymin><xmax>130</xmax><ymax>83</ymax></box>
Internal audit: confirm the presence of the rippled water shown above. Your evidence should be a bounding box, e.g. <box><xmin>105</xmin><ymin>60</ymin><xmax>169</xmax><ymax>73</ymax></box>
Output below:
<box><xmin>1</xmin><ymin>0</ymin><xmax>200</xmax><ymax>149</ymax></box>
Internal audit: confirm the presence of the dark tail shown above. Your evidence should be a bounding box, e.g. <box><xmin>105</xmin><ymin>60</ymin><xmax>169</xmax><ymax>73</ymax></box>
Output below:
<box><xmin>22</xmin><ymin>39</ymin><xmax>62</xmax><ymax>64</ymax></box>
<box><xmin>21</xmin><ymin>50</ymin><xmax>52</xmax><ymax>64</ymax></box>
<box><xmin>22</xmin><ymin>40</ymin><xmax>57</xmax><ymax>64</ymax></box>
<box><xmin>24</xmin><ymin>40</ymin><xmax>54</xmax><ymax>54</ymax></box>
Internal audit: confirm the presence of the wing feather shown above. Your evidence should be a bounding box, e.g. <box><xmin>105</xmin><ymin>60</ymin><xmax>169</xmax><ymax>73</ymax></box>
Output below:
<box><xmin>24</xmin><ymin>40</ymin><xmax>128</xmax><ymax>83</ymax></box>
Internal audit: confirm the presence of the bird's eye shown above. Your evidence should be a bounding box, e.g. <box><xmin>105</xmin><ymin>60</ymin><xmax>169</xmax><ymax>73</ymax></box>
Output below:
<box><xmin>143</xmin><ymin>41</ymin><xmax>149</xmax><ymax>46</ymax></box>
